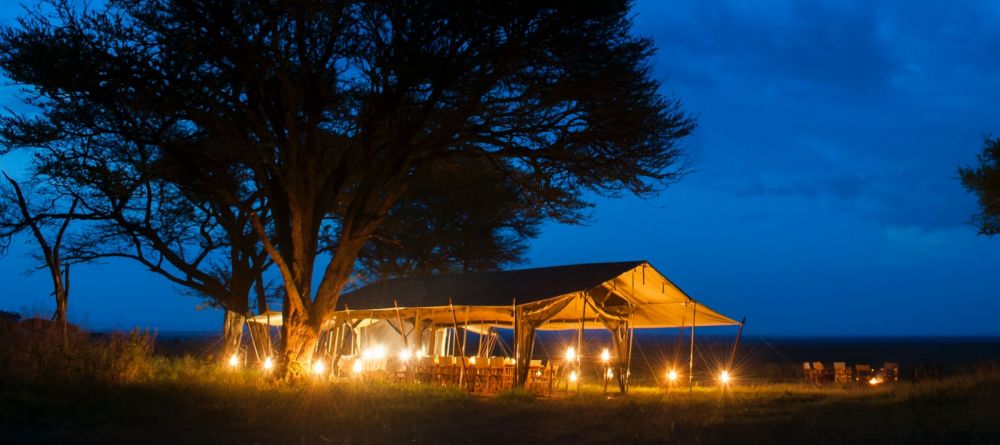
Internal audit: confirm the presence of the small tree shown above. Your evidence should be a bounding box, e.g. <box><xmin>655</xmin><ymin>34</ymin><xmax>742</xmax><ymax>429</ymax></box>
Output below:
<box><xmin>959</xmin><ymin>137</ymin><xmax>1000</xmax><ymax>235</ymax></box>
<box><xmin>0</xmin><ymin>172</ymin><xmax>85</xmax><ymax>325</ymax></box>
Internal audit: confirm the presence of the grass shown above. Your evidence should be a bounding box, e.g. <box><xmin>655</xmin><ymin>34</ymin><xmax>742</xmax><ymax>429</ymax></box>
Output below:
<box><xmin>2</xmin><ymin>365</ymin><xmax>999</xmax><ymax>444</ymax></box>
<box><xmin>1</xmin><ymin>324</ymin><xmax>999</xmax><ymax>444</ymax></box>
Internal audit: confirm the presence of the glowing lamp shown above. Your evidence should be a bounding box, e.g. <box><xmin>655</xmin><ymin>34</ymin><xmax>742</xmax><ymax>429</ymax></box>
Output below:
<box><xmin>262</xmin><ymin>357</ymin><xmax>274</xmax><ymax>371</ymax></box>
<box><xmin>228</xmin><ymin>353</ymin><xmax>239</xmax><ymax>368</ymax></box>
<box><xmin>600</xmin><ymin>348</ymin><xmax>610</xmax><ymax>363</ymax></box>
<box><xmin>667</xmin><ymin>369</ymin><xmax>679</xmax><ymax>382</ymax></box>
<box><xmin>399</xmin><ymin>349</ymin><xmax>412</xmax><ymax>362</ymax></box>
<box><xmin>569</xmin><ymin>370</ymin><xmax>578</xmax><ymax>383</ymax></box>
<box><xmin>352</xmin><ymin>358</ymin><xmax>363</xmax><ymax>375</ymax></box>
<box><xmin>469</xmin><ymin>356</ymin><xmax>477</xmax><ymax>365</ymax></box>
<box><xmin>869</xmin><ymin>377</ymin><xmax>881</xmax><ymax>386</ymax></box>
<box><xmin>719</xmin><ymin>370</ymin><xmax>731</xmax><ymax>385</ymax></box>
<box><xmin>565</xmin><ymin>346</ymin><xmax>576</xmax><ymax>362</ymax></box>
<box><xmin>312</xmin><ymin>360</ymin><xmax>326</xmax><ymax>375</ymax></box>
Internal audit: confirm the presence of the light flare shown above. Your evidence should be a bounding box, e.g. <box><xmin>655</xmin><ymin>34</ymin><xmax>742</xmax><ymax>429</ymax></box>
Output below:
<box><xmin>312</xmin><ymin>360</ymin><xmax>326</xmax><ymax>375</ymax></box>
<box><xmin>565</xmin><ymin>346</ymin><xmax>576</xmax><ymax>362</ymax></box>
<box><xmin>600</xmin><ymin>348</ymin><xmax>610</xmax><ymax>363</ymax></box>
<box><xmin>262</xmin><ymin>357</ymin><xmax>274</xmax><ymax>371</ymax></box>
<box><xmin>228</xmin><ymin>353</ymin><xmax>239</xmax><ymax>368</ymax></box>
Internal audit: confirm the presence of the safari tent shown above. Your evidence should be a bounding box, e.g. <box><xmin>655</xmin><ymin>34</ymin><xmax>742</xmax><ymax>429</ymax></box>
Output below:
<box><xmin>249</xmin><ymin>261</ymin><xmax>739</xmax><ymax>392</ymax></box>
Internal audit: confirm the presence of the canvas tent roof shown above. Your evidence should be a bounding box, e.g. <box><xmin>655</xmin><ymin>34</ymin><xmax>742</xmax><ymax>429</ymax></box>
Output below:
<box><xmin>249</xmin><ymin>261</ymin><xmax>737</xmax><ymax>330</ymax></box>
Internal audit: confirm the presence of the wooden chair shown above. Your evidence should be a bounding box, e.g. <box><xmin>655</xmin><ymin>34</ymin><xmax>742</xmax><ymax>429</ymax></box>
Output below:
<box><xmin>882</xmin><ymin>362</ymin><xmax>899</xmax><ymax>383</ymax></box>
<box><xmin>854</xmin><ymin>364</ymin><xmax>872</xmax><ymax>383</ymax></box>
<box><xmin>833</xmin><ymin>362</ymin><xmax>852</xmax><ymax>383</ymax></box>
<box><xmin>812</xmin><ymin>362</ymin><xmax>827</xmax><ymax>383</ymax></box>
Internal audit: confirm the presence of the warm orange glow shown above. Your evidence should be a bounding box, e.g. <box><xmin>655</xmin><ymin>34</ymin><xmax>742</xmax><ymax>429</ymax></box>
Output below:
<box><xmin>262</xmin><ymin>357</ymin><xmax>274</xmax><ymax>371</ymax></box>
<box><xmin>352</xmin><ymin>358</ymin><xmax>363</xmax><ymax>374</ymax></box>
<box><xmin>399</xmin><ymin>349</ymin><xmax>412</xmax><ymax>362</ymax></box>
<box><xmin>469</xmin><ymin>356</ymin><xmax>477</xmax><ymax>365</ymax></box>
<box><xmin>228</xmin><ymin>353</ymin><xmax>239</xmax><ymax>368</ymax></box>
<box><xmin>869</xmin><ymin>377</ymin><xmax>881</xmax><ymax>385</ymax></box>
<box><xmin>719</xmin><ymin>370</ymin><xmax>731</xmax><ymax>385</ymax></box>
<box><xmin>415</xmin><ymin>349</ymin><xmax>426</xmax><ymax>359</ymax></box>
<box><xmin>312</xmin><ymin>360</ymin><xmax>326</xmax><ymax>375</ymax></box>
<box><xmin>667</xmin><ymin>369</ymin><xmax>679</xmax><ymax>382</ymax></box>
<box><xmin>362</xmin><ymin>344</ymin><xmax>386</xmax><ymax>360</ymax></box>
<box><xmin>569</xmin><ymin>370</ymin><xmax>578</xmax><ymax>383</ymax></box>
<box><xmin>606</xmin><ymin>368</ymin><xmax>614</xmax><ymax>379</ymax></box>
<box><xmin>565</xmin><ymin>346</ymin><xmax>576</xmax><ymax>362</ymax></box>
<box><xmin>600</xmin><ymin>348</ymin><xmax>610</xmax><ymax>363</ymax></box>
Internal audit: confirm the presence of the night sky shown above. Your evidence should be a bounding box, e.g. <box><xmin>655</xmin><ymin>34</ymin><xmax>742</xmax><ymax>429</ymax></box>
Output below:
<box><xmin>2</xmin><ymin>1</ymin><xmax>999</xmax><ymax>336</ymax></box>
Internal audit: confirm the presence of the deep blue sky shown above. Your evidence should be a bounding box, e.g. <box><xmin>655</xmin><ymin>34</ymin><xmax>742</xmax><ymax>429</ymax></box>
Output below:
<box><xmin>2</xmin><ymin>1</ymin><xmax>999</xmax><ymax>336</ymax></box>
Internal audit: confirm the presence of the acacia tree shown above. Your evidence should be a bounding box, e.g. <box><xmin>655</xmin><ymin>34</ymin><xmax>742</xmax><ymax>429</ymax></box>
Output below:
<box><xmin>31</xmin><ymin>138</ymin><xmax>272</xmax><ymax>357</ymax></box>
<box><xmin>960</xmin><ymin>137</ymin><xmax>1000</xmax><ymax>235</ymax></box>
<box><xmin>1</xmin><ymin>0</ymin><xmax>694</xmax><ymax>374</ymax></box>
<box><xmin>355</xmin><ymin>157</ymin><xmax>547</xmax><ymax>282</ymax></box>
<box><xmin>0</xmin><ymin>172</ymin><xmax>84</xmax><ymax>325</ymax></box>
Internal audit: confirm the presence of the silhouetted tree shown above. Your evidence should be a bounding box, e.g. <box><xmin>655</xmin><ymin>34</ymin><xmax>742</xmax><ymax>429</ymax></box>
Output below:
<box><xmin>30</xmin><ymin>139</ymin><xmax>272</xmax><ymax>358</ymax></box>
<box><xmin>0</xmin><ymin>172</ymin><xmax>85</xmax><ymax>325</ymax></box>
<box><xmin>0</xmin><ymin>0</ymin><xmax>694</xmax><ymax>374</ymax></box>
<box><xmin>355</xmin><ymin>158</ymin><xmax>544</xmax><ymax>282</ymax></box>
<box><xmin>959</xmin><ymin>137</ymin><xmax>1000</xmax><ymax>235</ymax></box>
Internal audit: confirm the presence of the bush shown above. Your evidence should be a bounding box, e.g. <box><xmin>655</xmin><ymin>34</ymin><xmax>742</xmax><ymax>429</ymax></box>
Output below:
<box><xmin>0</xmin><ymin>317</ymin><xmax>155</xmax><ymax>387</ymax></box>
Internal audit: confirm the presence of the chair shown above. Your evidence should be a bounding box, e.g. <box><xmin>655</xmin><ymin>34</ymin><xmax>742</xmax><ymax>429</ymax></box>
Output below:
<box><xmin>854</xmin><ymin>364</ymin><xmax>872</xmax><ymax>383</ymax></box>
<box><xmin>802</xmin><ymin>362</ymin><xmax>815</xmax><ymax>384</ymax></box>
<box><xmin>812</xmin><ymin>362</ymin><xmax>828</xmax><ymax>383</ymax></box>
<box><xmin>833</xmin><ymin>362</ymin><xmax>852</xmax><ymax>383</ymax></box>
<box><xmin>882</xmin><ymin>362</ymin><xmax>899</xmax><ymax>383</ymax></box>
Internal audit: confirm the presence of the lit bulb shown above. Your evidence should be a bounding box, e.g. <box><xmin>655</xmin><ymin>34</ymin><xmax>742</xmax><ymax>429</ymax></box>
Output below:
<box><xmin>600</xmin><ymin>348</ymin><xmax>610</xmax><ymax>363</ymax></box>
<box><xmin>228</xmin><ymin>353</ymin><xmax>239</xmax><ymax>368</ymax></box>
<box><xmin>566</xmin><ymin>346</ymin><xmax>576</xmax><ymax>362</ymax></box>
<box><xmin>667</xmin><ymin>369</ymin><xmax>678</xmax><ymax>382</ymax></box>
<box><xmin>469</xmin><ymin>356</ymin><xmax>477</xmax><ymax>365</ymax></box>
<box><xmin>869</xmin><ymin>377</ymin><xmax>880</xmax><ymax>385</ymax></box>
<box><xmin>312</xmin><ymin>360</ymin><xmax>326</xmax><ymax>375</ymax></box>
<box><xmin>352</xmin><ymin>359</ymin><xmax>363</xmax><ymax>374</ymax></box>
<box><xmin>262</xmin><ymin>357</ymin><xmax>274</xmax><ymax>371</ymax></box>
<box><xmin>569</xmin><ymin>370</ymin><xmax>578</xmax><ymax>383</ymax></box>
<box><xmin>719</xmin><ymin>370</ymin><xmax>731</xmax><ymax>384</ymax></box>
<box><xmin>399</xmin><ymin>349</ymin><xmax>412</xmax><ymax>362</ymax></box>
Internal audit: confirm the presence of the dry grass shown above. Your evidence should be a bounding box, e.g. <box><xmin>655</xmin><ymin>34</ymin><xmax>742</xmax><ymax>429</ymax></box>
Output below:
<box><xmin>0</xmin><ymin>326</ymin><xmax>998</xmax><ymax>444</ymax></box>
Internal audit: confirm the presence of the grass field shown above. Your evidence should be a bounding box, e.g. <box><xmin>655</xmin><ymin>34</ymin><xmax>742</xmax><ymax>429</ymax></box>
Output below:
<box><xmin>2</xmin><ymin>358</ymin><xmax>999</xmax><ymax>444</ymax></box>
<box><xmin>2</xmin><ymin>324</ymin><xmax>999</xmax><ymax>444</ymax></box>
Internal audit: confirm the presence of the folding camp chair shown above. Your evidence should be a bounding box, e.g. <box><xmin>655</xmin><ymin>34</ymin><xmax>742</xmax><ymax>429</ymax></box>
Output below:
<box><xmin>882</xmin><ymin>362</ymin><xmax>899</xmax><ymax>383</ymax></box>
<box><xmin>833</xmin><ymin>362</ymin><xmax>852</xmax><ymax>383</ymax></box>
<box><xmin>802</xmin><ymin>362</ymin><xmax>815</xmax><ymax>384</ymax></box>
<box><xmin>812</xmin><ymin>362</ymin><xmax>828</xmax><ymax>383</ymax></box>
<box><xmin>854</xmin><ymin>364</ymin><xmax>872</xmax><ymax>383</ymax></box>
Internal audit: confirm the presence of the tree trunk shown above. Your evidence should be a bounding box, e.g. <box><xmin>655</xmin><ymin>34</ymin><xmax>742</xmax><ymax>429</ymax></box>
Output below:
<box><xmin>280</xmin><ymin>306</ymin><xmax>318</xmax><ymax>377</ymax></box>
<box><xmin>222</xmin><ymin>309</ymin><xmax>245</xmax><ymax>360</ymax></box>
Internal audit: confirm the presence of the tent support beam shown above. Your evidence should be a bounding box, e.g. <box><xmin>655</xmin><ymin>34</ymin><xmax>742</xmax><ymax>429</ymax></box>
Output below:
<box><xmin>689</xmin><ymin>302</ymin><xmax>697</xmax><ymax>392</ymax></box>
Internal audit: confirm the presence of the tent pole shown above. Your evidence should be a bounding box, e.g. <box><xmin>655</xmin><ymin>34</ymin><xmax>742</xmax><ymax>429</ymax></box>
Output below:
<box><xmin>689</xmin><ymin>302</ymin><xmax>697</xmax><ymax>393</ymax></box>
<box><xmin>394</xmin><ymin>300</ymin><xmax>409</xmax><ymax>349</ymax></box>
<box><xmin>727</xmin><ymin>317</ymin><xmax>746</xmax><ymax>371</ymax></box>
<box><xmin>579</xmin><ymin>296</ymin><xmax>586</xmax><ymax>390</ymax></box>
<box><xmin>449</xmin><ymin>299</ymin><xmax>468</xmax><ymax>390</ymax></box>
<box><xmin>625</xmin><ymin>310</ymin><xmax>635</xmax><ymax>394</ymax></box>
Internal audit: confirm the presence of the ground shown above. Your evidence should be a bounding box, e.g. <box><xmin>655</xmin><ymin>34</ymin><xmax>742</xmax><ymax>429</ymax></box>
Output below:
<box><xmin>2</xmin><ymin>363</ymin><xmax>999</xmax><ymax>444</ymax></box>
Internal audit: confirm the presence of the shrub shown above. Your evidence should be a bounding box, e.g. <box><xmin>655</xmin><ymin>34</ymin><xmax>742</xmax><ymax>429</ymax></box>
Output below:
<box><xmin>0</xmin><ymin>317</ymin><xmax>155</xmax><ymax>387</ymax></box>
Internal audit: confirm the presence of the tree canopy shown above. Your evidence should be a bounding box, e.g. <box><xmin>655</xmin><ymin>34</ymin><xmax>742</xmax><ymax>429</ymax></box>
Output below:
<box><xmin>959</xmin><ymin>137</ymin><xmax>1000</xmax><ymax>236</ymax></box>
<box><xmin>1</xmin><ymin>0</ymin><xmax>695</xmax><ymax>371</ymax></box>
